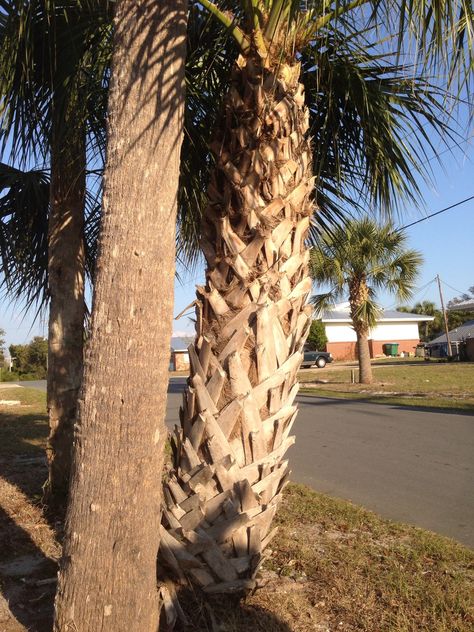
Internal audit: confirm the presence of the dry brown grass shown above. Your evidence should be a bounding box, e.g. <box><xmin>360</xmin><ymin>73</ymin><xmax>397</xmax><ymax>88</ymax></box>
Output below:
<box><xmin>1</xmin><ymin>389</ymin><xmax>473</xmax><ymax>632</ymax></box>
<box><xmin>168</xmin><ymin>485</ymin><xmax>473</xmax><ymax>632</ymax></box>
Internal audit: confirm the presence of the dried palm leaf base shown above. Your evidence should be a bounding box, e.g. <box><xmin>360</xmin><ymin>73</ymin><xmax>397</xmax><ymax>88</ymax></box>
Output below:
<box><xmin>161</xmin><ymin>54</ymin><xmax>314</xmax><ymax>593</ymax></box>
<box><xmin>162</xmin><ymin>413</ymin><xmax>293</xmax><ymax>593</ymax></box>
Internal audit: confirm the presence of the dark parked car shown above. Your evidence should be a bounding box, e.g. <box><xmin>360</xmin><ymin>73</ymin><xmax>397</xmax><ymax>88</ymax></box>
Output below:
<box><xmin>301</xmin><ymin>350</ymin><xmax>333</xmax><ymax>368</ymax></box>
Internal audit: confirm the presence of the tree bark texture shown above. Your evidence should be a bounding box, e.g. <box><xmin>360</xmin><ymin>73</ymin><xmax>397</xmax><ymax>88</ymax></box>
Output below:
<box><xmin>356</xmin><ymin>329</ymin><xmax>373</xmax><ymax>384</ymax></box>
<box><xmin>44</xmin><ymin>115</ymin><xmax>86</xmax><ymax>517</ymax></box>
<box><xmin>161</xmin><ymin>56</ymin><xmax>315</xmax><ymax>594</ymax></box>
<box><xmin>53</xmin><ymin>1</ymin><xmax>187</xmax><ymax>630</ymax></box>
<box><xmin>349</xmin><ymin>278</ymin><xmax>373</xmax><ymax>384</ymax></box>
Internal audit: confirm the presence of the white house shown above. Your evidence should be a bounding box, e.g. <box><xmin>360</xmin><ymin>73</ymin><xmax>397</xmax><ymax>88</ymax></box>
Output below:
<box><xmin>321</xmin><ymin>302</ymin><xmax>434</xmax><ymax>360</ymax></box>
<box><xmin>170</xmin><ymin>335</ymin><xmax>194</xmax><ymax>371</ymax></box>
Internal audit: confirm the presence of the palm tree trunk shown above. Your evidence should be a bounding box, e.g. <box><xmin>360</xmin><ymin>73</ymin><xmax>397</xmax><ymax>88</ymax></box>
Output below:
<box><xmin>53</xmin><ymin>0</ymin><xmax>187</xmax><ymax>629</ymax></box>
<box><xmin>356</xmin><ymin>328</ymin><xmax>373</xmax><ymax>384</ymax></box>
<box><xmin>161</xmin><ymin>55</ymin><xmax>314</xmax><ymax>593</ymax></box>
<box><xmin>43</xmin><ymin>117</ymin><xmax>86</xmax><ymax>517</ymax></box>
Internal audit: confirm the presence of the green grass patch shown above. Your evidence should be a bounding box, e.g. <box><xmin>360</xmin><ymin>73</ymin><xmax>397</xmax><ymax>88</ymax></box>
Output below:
<box><xmin>266</xmin><ymin>484</ymin><xmax>474</xmax><ymax>632</ymax></box>
<box><xmin>298</xmin><ymin>363</ymin><xmax>474</xmax><ymax>413</ymax></box>
<box><xmin>174</xmin><ymin>485</ymin><xmax>473</xmax><ymax>631</ymax></box>
<box><xmin>0</xmin><ymin>386</ymin><xmax>48</xmax><ymax>456</ymax></box>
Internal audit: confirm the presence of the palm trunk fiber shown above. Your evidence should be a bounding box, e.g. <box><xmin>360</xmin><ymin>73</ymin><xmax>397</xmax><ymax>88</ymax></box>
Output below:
<box><xmin>356</xmin><ymin>329</ymin><xmax>373</xmax><ymax>384</ymax></box>
<box><xmin>53</xmin><ymin>1</ymin><xmax>187</xmax><ymax>629</ymax></box>
<box><xmin>44</xmin><ymin>121</ymin><xmax>86</xmax><ymax>518</ymax></box>
<box><xmin>161</xmin><ymin>56</ymin><xmax>315</xmax><ymax>593</ymax></box>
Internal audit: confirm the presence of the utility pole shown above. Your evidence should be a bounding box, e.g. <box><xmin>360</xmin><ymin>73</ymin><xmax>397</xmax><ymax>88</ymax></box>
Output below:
<box><xmin>437</xmin><ymin>274</ymin><xmax>452</xmax><ymax>357</ymax></box>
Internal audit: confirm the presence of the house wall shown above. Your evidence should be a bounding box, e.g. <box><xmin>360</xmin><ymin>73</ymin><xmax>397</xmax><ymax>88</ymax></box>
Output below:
<box><xmin>326</xmin><ymin>341</ymin><xmax>358</xmax><ymax>361</ymax></box>
<box><xmin>371</xmin><ymin>322</ymin><xmax>420</xmax><ymax>341</ymax></box>
<box><xmin>325</xmin><ymin>323</ymin><xmax>357</xmax><ymax>342</ymax></box>
<box><xmin>172</xmin><ymin>351</ymin><xmax>190</xmax><ymax>371</ymax></box>
<box><xmin>324</xmin><ymin>321</ymin><xmax>420</xmax><ymax>360</ymax></box>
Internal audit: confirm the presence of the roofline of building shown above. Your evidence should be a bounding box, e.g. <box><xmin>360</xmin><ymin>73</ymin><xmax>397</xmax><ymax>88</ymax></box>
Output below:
<box><xmin>322</xmin><ymin>315</ymin><xmax>435</xmax><ymax>323</ymax></box>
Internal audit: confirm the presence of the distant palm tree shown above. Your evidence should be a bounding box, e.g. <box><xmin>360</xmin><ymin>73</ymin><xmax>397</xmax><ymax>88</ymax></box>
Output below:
<box><xmin>397</xmin><ymin>301</ymin><xmax>442</xmax><ymax>340</ymax></box>
<box><xmin>311</xmin><ymin>218</ymin><xmax>423</xmax><ymax>383</ymax></box>
<box><xmin>413</xmin><ymin>301</ymin><xmax>438</xmax><ymax>340</ymax></box>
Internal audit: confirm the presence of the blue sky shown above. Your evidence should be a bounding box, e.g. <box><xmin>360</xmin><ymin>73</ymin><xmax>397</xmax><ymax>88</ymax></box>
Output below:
<box><xmin>1</xmin><ymin>110</ymin><xmax>473</xmax><ymax>349</ymax></box>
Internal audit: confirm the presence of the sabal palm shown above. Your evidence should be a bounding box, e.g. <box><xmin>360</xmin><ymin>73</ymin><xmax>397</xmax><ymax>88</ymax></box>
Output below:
<box><xmin>311</xmin><ymin>218</ymin><xmax>423</xmax><ymax>383</ymax></box>
<box><xmin>0</xmin><ymin>2</ymin><xmax>234</xmax><ymax>513</ymax></box>
<box><xmin>0</xmin><ymin>0</ymin><xmax>111</xmax><ymax>514</ymax></box>
<box><xmin>0</xmin><ymin>0</ymin><xmax>454</xmax><ymax>517</ymax></box>
<box><xmin>413</xmin><ymin>301</ymin><xmax>440</xmax><ymax>339</ymax></box>
<box><xmin>161</xmin><ymin>0</ymin><xmax>471</xmax><ymax>593</ymax></box>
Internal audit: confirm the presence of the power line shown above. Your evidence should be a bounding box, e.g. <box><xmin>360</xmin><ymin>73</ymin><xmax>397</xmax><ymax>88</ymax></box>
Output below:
<box><xmin>420</xmin><ymin>134</ymin><xmax>474</xmax><ymax>166</ymax></box>
<box><xmin>440</xmin><ymin>278</ymin><xmax>469</xmax><ymax>297</ymax></box>
<box><xmin>385</xmin><ymin>277</ymin><xmax>436</xmax><ymax>310</ymax></box>
<box><xmin>398</xmin><ymin>195</ymin><xmax>474</xmax><ymax>231</ymax></box>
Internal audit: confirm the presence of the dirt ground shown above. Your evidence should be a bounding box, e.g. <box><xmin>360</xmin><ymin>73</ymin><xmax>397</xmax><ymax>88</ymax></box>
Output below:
<box><xmin>0</xmin><ymin>456</ymin><xmax>60</xmax><ymax>631</ymax></box>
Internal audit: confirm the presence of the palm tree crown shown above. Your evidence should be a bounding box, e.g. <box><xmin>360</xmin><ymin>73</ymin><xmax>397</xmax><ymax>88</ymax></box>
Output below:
<box><xmin>311</xmin><ymin>217</ymin><xmax>423</xmax><ymax>382</ymax></box>
<box><xmin>311</xmin><ymin>217</ymin><xmax>423</xmax><ymax>326</ymax></box>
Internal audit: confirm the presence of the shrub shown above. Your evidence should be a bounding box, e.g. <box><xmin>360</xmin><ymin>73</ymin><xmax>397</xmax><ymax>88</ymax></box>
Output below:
<box><xmin>306</xmin><ymin>320</ymin><xmax>328</xmax><ymax>351</ymax></box>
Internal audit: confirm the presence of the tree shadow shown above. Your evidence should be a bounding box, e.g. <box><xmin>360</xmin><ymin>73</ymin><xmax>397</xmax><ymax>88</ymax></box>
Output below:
<box><xmin>168</xmin><ymin>379</ymin><xmax>188</xmax><ymax>394</ymax></box>
<box><xmin>0</xmin><ymin>504</ymin><xmax>57</xmax><ymax>632</ymax></box>
<box><xmin>0</xmin><ymin>411</ymin><xmax>49</xmax><ymax>504</ymax></box>
<box><xmin>159</xmin><ymin>585</ymin><xmax>294</xmax><ymax>632</ymax></box>
<box><xmin>297</xmin><ymin>393</ymin><xmax>474</xmax><ymax>416</ymax></box>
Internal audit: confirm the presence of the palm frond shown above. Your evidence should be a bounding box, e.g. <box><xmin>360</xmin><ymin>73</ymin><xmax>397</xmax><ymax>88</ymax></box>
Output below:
<box><xmin>302</xmin><ymin>28</ymin><xmax>459</xmax><ymax>227</ymax></box>
<box><xmin>0</xmin><ymin>162</ymin><xmax>49</xmax><ymax>309</ymax></box>
<box><xmin>176</xmin><ymin>4</ymin><xmax>239</xmax><ymax>271</ymax></box>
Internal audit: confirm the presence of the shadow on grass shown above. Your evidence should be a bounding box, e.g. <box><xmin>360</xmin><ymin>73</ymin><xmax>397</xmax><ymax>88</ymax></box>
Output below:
<box><xmin>0</xmin><ymin>411</ymin><xmax>49</xmax><ymax>503</ymax></box>
<box><xmin>0</xmin><ymin>504</ymin><xmax>57</xmax><ymax>632</ymax></box>
<box><xmin>159</xmin><ymin>586</ymin><xmax>294</xmax><ymax>632</ymax></box>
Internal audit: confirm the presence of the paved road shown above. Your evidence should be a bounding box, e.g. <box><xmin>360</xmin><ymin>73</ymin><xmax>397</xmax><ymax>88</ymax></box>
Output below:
<box><xmin>167</xmin><ymin>378</ymin><xmax>474</xmax><ymax>547</ymax></box>
<box><xmin>16</xmin><ymin>377</ymin><xmax>474</xmax><ymax>546</ymax></box>
<box><xmin>10</xmin><ymin>380</ymin><xmax>47</xmax><ymax>391</ymax></box>
<box><xmin>292</xmin><ymin>395</ymin><xmax>473</xmax><ymax>547</ymax></box>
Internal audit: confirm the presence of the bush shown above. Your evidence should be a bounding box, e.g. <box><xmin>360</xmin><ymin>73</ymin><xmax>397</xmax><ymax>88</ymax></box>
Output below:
<box><xmin>306</xmin><ymin>320</ymin><xmax>328</xmax><ymax>351</ymax></box>
<box><xmin>0</xmin><ymin>370</ymin><xmax>21</xmax><ymax>382</ymax></box>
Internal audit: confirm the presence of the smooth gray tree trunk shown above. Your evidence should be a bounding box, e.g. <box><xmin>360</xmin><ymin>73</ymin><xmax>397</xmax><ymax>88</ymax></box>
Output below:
<box><xmin>53</xmin><ymin>1</ymin><xmax>187</xmax><ymax>629</ymax></box>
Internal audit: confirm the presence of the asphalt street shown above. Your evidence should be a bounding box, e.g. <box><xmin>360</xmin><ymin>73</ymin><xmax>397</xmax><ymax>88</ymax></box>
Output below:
<box><xmin>14</xmin><ymin>378</ymin><xmax>474</xmax><ymax>547</ymax></box>
<box><xmin>166</xmin><ymin>377</ymin><xmax>474</xmax><ymax>547</ymax></box>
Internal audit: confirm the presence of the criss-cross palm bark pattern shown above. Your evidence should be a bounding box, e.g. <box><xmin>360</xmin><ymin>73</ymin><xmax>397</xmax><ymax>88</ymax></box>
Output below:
<box><xmin>161</xmin><ymin>54</ymin><xmax>315</xmax><ymax>594</ymax></box>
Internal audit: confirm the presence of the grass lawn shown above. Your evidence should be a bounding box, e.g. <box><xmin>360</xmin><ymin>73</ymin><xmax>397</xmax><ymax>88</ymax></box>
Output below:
<box><xmin>298</xmin><ymin>362</ymin><xmax>474</xmax><ymax>413</ymax></box>
<box><xmin>0</xmin><ymin>387</ymin><xmax>473</xmax><ymax>631</ymax></box>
